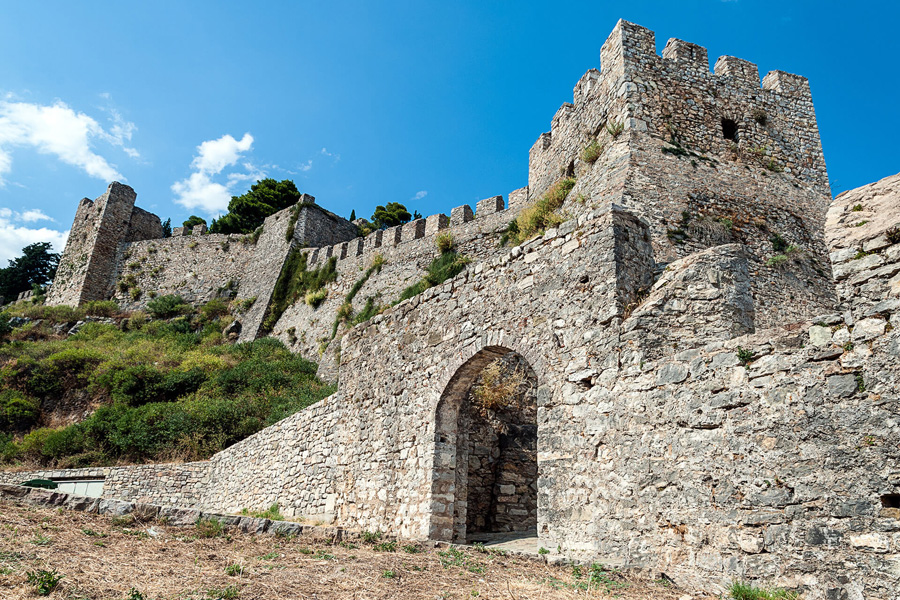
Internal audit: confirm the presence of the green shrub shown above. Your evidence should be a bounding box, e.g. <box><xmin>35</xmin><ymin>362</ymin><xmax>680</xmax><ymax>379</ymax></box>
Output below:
<box><xmin>26</xmin><ymin>568</ymin><xmax>63</xmax><ymax>595</ymax></box>
<box><xmin>736</xmin><ymin>346</ymin><xmax>755</xmax><ymax>365</ymax></box>
<box><xmin>0</xmin><ymin>312</ymin><xmax>12</xmax><ymax>341</ymax></box>
<box><xmin>580</xmin><ymin>140</ymin><xmax>603</xmax><ymax>163</ymax></box>
<box><xmin>886</xmin><ymin>226</ymin><xmax>900</xmax><ymax>245</ymax></box>
<box><xmin>147</xmin><ymin>294</ymin><xmax>191</xmax><ymax>318</ymax></box>
<box><xmin>398</xmin><ymin>251</ymin><xmax>470</xmax><ymax>302</ymax></box>
<box><xmin>606</xmin><ymin>120</ymin><xmax>624</xmax><ymax>138</ymax></box>
<box><xmin>0</xmin><ymin>390</ymin><xmax>40</xmax><ymax>430</ymax></box>
<box><xmin>199</xmin><ymin>299</ymin><xmax>230</xmax><ymax>323</ymax></box>
<box><xmin>305</xmin><ymin>288</ymin><xmax>328</xmax><ymax>308</ymax></box>
<box><xmin>436</xmin><ymin>231</ymin><xmax>455</xmax><ymax>253</ymax></box>
<box><xmin>510</xmin><ymin>177</ymin><xmax>575</xmax><ymax>244</ymax></box>
<box><xmin>263</xmin><ymin>253</ymin><xmax>337</xmax><ymax>333</ymax></box>
<box><xmin>240</xmin><ymin>503</ymin><xmax>283</xmax><ymax>520</ymax></box>
<box><xmin>82</xmin><ymin>300</ymin><xmax>119</xmax><ymax>317</ymax></box>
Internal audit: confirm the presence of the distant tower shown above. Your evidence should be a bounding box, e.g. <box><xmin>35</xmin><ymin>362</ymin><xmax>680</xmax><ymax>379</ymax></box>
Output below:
<box><xmin>46</xmin><ymin>182</ymin><xmax>162</xmax><ymax>307</ymax></box>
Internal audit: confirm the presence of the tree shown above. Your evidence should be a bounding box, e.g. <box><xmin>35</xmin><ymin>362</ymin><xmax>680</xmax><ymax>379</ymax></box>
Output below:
<box><xmin>349</xmin><ymin>209</ymin><xmax>356</xmax><ymax>221</ymax></box>
<box><xmin>371</xmin><ymin>202</ymin><xmax>412</xmax><ymax>229</ymax></box>
<box><xmin>182</xmin><ymin>215</ymin><xmax>207</xmax><ymax>229</ymax></box>
<box><xmin>209</xmin><ymin>179</ymin><xmax>302</xmax><ymax>234</ymax></box>
<box><xmin>161</xmin><ymin>218</ymin><xmax>172</xmax><ymax>238</ymax></box>
<box><xmin>0</xmin><ymin>242</ymin><xmax>59</xmax><ymax>301</ymax></box>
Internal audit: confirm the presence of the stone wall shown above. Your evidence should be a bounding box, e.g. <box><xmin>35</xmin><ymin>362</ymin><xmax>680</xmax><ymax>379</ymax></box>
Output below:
<box><xmin>112</xmin><ymin>234</ymin><xmax>256</xmax><ymax>310</ymax></box>
<box><xmin>0</xmin><ymin>462</ymin><xmax>209</xmax><ymax>507</ymax></box>
<box><xmin>268</xmin><ymin>193</ymin><xmax>523</xmax><ymax>372</ymax></box>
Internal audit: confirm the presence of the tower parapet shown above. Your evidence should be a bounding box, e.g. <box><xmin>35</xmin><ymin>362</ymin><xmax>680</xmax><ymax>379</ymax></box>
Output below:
<box><xmin>47</xmin><ymin>182</ymin><xmax>162</xmax><ymax>307</ymax></box>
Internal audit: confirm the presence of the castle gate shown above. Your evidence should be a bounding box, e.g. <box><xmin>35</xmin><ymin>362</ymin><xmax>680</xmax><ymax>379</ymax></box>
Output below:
<box><xmin>430</xmin><ymin>346</ymin><xmax>539</xmax><ymax>543</ymax></box>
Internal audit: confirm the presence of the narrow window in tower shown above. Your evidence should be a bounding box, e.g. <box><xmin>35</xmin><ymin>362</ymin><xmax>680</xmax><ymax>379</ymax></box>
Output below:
<box><xmin>721</xmin><ymin>118</ymin><xmax>738</xmax><ymax>142</ymax></box>
<box><xmin>882</xmin><ymin>494</ymin><xmax>900</xmax><ymax>509</ymax></box>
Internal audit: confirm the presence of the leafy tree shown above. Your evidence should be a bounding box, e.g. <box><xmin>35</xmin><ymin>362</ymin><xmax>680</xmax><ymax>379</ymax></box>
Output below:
<box><xmin>182</xmin><ymin>215</ymin><xmax>207</xmax><ymax>229</ymax></box>
<box><xmin>349</xmin><ymin>209</ymin><xmax>356</xmax><ymax>221</ymax></box>
<box><xmin>209</xmin><ymin>179</ymin><xmax>301</xmax><ymax>234</ymax></box>
<box><xmin>371</xmin><ymin>202</ymin><xmax>412</xmax><ymax>229</ymax></box>
<box><xmin>0</xmin><ymin>243</ymin><xmax>59</xmax><ymax>302</ymax></box>
<box><xmin>161</xmin><ymin>218</ymin><xmax>172</xmax><ymax>238</ymax></box>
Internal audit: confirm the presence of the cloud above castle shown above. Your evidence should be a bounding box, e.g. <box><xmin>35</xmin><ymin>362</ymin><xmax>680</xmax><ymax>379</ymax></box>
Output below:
<box><xmin>0</xmin><ymin>98</ymin><xmax>138</xmax><ymax>186</ymax></box>
<box><xmin>171</xmin><ymin>132</ymin><xmax>265</xmax><ymax>215</ymax></box>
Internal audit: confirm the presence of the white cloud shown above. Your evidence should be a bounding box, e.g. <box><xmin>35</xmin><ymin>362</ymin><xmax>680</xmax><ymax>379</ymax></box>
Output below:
<box><xmin>320</xmin><ymin>147</ymin><xmax>340</xmax><ymax>162</ymax></box>
<box><xmin>412</xmin><ymin>190</ymin><xmax>428</xmax><ymax>201</ymax></box>
<box><xmin>172</xmin><ymin>133</ymin><xmax>263</xmax><ymax>214</ymax></box>
<box><xmin>298</xmin><ymin>160</ymin><xmax>313</xmax><ymax>172</ymax></box>
<box><xmin>192</xmin><ymin>133</ymin><xmax>253</xmax><ymax>175</ymax></box>
<box><xmin>0</xmin><ymin>208</ymin><xmax>69</xmax><ymax>266</ymax></box>
<box><xmin>0</xmin><ymin>99</ymin><xmax>138</xmax><ymax>185</ymax></box>
<box><xmin>19</xmin><ymin>209</ymin><xmax>53</xmax><ymax>223</ymax></box>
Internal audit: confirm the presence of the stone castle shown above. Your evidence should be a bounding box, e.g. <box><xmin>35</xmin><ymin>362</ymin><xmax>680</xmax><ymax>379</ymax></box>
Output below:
<box><xmin>4</xmin><ymin>20</ymin><xmax>899</xmax><ymax>600</ymax></box>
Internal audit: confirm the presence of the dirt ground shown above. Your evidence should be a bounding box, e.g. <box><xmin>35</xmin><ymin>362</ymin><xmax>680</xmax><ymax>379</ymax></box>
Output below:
<box><xmin>0</xmin><ymin>499</ymin><xmax>708</xmax><ymax>600</ymax></box>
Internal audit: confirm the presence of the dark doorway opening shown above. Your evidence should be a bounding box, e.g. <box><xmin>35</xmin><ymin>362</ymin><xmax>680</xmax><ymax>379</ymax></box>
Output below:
<box><xmin>431</xmin><ymin>347</ymin><xmax>538</xmax><ymax>543</ymax></box>
<box><xmin>721</xmin><ymin>118</ymin><xmax>739</xmax><ymax>142</ymax></box>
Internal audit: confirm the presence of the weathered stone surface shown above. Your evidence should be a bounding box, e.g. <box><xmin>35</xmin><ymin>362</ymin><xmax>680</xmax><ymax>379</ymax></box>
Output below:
<box><xmin>12</xmin><ymin>19</ymin><xmax>900</xmax><ymax>600</ymax></box>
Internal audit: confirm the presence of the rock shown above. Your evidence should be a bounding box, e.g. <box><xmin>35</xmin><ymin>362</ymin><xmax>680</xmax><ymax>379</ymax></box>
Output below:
<box><xmin>808</xmin><ymin>325</ymin><xmax>832</xmax><ymax>347</ymax></box>
<box><xmin>827</xmin><ymin>374</ymin><xmax>859</xmax><ymax>397</ymax></box>
<box><xmin>852</xmin><ymin>318</ymin><xmax>886</xmax><ymax>342</ymax></box>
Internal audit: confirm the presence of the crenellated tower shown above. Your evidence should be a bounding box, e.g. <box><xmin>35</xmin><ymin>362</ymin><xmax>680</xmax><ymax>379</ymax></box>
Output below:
<box><xmin>527</xmin><ymin>19</ymin><xmax>834</xmax><ymax>327</ymax></box>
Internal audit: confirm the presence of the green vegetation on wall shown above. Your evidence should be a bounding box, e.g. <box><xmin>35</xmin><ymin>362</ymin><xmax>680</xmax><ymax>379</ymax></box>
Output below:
<box><xmin>262</xmin><ymin>251</ymin><xmax>338</xmax><ymax>333</ymax></box>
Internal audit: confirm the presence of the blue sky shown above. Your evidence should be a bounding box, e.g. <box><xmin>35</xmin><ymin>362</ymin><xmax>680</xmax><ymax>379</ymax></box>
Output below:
<box><xmin>0</xmin><ymin>1</ymin><xmax>897</xmax><ymax>263</ymax></box>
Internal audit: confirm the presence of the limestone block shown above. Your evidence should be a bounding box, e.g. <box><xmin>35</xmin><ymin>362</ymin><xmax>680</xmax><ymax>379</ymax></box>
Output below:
<box><xmin>450</xmin><ymin>205</ymin><xmax>474</xmax><ymax>226</ymax></box>
<box><xmin>808</xmin><ymin>326</ymin><xmax>832</xmax><ymax>347</ymax></box>
<box><xmin>383</xmin><ymin>226</ymin><xmax>402</xmax><ymax>246</ymax></box>
<box><xmin>192</xmin><ymin>224</ymin><xmax>207</xmax><ymax>236</ymax></box>
<box><xmin>425</xmin><ymin>214</ymin><xmax>449</xmax><ymax>236</ymax></box>
<box><xmin>476</xmin><ymin>196</ymin><xmax>504</xmax><ymax>217</ymax></box>
<box><xmin>364</xmin><ymin>230</ymin><xmax>383</xmax><ymax>252</ymax></box>
<box><xmin>852</xmin><ymin>318</ymin><xmax>886</xmax><ymax>342</ymax></box>
<box><xmin>172</xmin><ymin>227</ymin><xmax>190</xmax><ymax>236</ymax></box>
<box><xmin>401</xmin><ymin>219</ymin><xmax>425</xmax><ymax>243</ymax></box>
<box><xmin>508</xmin><ymin>187</ymin><xmax>529</xmax><ymax>211</ymax></box>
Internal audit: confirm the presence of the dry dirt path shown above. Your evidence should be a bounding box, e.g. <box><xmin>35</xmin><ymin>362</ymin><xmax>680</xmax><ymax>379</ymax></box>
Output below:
<box><xmin>0</xmin><ymin>499</ymin><xmax>711</xmax><ymax>599</ymax></box>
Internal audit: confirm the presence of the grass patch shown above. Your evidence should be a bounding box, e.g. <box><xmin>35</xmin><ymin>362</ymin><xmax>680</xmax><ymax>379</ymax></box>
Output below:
<box><xmin>508</xmin><ymin>177</ymin><xmax>575</xmax><ymax>244</ymax></box>
<box><xmin>729</xmin><ymin>581</ymin><xmax>800</xmax><ymax>600</ymax></box>
<box><xmin>240</xmin><ymin>503</ymin><xmax>283</xmax><ymax>520</ymax></box>
<box><xmin>580</xmin><ymin>140</ymin><xmax>603</xmax><ymax>163</ymax></box>
<box><xmin>398</xmin><ymin>251</ymin><xmax>469</xmax><ymax>302</ymax></box>
<box><xmin>26</xmin><ymin>568</ymin><xmax>63</xmax><ymax>595</ymax></box>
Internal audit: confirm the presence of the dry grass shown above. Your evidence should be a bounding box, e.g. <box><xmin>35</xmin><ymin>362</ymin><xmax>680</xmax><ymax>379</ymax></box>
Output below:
<box><xmin>0</xmin><ymin>499</ymin><xmax>702</xmax><ymax>600</ymax></box>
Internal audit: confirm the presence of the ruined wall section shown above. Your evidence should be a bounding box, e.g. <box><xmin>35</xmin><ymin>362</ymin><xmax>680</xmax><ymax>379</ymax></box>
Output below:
<box><xmin>826</xmin><ymin>172</ymin><xmax>900</xmax><ymax>316</ymax></box>
<box><xmin>112</xmin><ymin>234</ymin><xmax>256</xmax><ymax>310</ymax></box>
<box><xmin>47</xmin><ymin>182</ymin><xmax>161</xmax><ymax>307</ymax></box>
<box><xmin>294</xmin><ymin>199</ymin><xmax>360</xmax><ymax>249</ymax></box>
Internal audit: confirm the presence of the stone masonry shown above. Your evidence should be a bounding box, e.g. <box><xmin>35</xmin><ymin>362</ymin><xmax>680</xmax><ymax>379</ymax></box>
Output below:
<box><xmin>13</xmin><ymin>20</ymin><xmax>900</xmax><ymax>600</ymax></box>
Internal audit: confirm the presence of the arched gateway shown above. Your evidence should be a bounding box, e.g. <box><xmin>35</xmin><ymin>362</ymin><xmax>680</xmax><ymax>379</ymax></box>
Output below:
<box><xmin>429</xmin><ymin>346</ymin><xmax>539</xmax><ymax>543</ymax></box>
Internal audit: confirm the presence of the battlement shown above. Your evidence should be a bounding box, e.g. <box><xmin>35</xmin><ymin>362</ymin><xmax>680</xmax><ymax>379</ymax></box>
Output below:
<box><xmin>307</xmin><ymin>191</ymin><xmax>520</xmax><ymax>267</ymax></box>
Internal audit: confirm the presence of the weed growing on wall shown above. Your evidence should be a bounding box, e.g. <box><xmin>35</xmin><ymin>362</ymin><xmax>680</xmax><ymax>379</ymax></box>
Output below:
<box><xmin>263</xmin><ymin>252</ymin><xmax>338</xmax><ymax>333</ymax></box>
<box><xmin>508</xmin><ymin>177</ymin><xmax>576</xmax><ymax>245</ymax></box>
<box><xmin>331</xmin><ymin>254</ymin><xmax>387</xmax><ymax>337</ymax></box>
<box><xmin>580</xmin><ymin>140</ymin><xmax>603</xmax><ymax>163</ymax></box>
<box><xmin>398</xmin><ymin>250</ymin><xmax>470</xmax><ymax>302</ymax></box>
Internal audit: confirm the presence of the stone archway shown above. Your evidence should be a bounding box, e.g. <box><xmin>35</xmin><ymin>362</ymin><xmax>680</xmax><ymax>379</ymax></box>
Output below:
<box><xmin>429</xmin><ymin>345</ymin><xmax>538</xmax><ymax>543</ymax></box>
